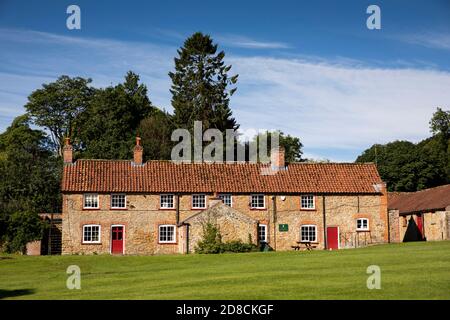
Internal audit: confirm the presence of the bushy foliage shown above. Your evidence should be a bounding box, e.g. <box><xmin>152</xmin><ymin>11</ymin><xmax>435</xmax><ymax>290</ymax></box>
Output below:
<box><xmin>195</xmin><ymin>222</ymin><xmax>258</xmax><ymax>254</ymax></box>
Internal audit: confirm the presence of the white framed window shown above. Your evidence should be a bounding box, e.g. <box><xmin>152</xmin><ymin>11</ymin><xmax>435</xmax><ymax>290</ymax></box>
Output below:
<box><xmin>160</xmin><ymin>194</ymin><xmax>175</xmax><ymax>209</ymax></box>
<box><xmin>300</xmin><ymin>225</ymin><xmax>317</xmax><ymax>242</ymax></box>
<box><xmin>158</xmin><ymin>225</ymin><xmax>176</xmax><ymax>243</ymax></box>
<box><xmin>83</xmin><ymin>225</ymin><xmax>101</xmax><ymax>243</ymax></box>
<box><xmin>258</xmin><ymin>224</ymin><xmax>268</xmax><ymax>243</ymax></box>
<box><xmin>251</xmin><ymin>194</ymin><xmax>265</xmax><ymax>209</ymax></box>
<box><xmin>219</xmin><ymin>194</ymin><xmax>232</xmax><ymax>207</ymax></box>
<box><xmin>356</xmin><ymin>218</ymin><xmax>369</xmax><ymax>231</ymax></box>
<box><xmin>192</xmin><ymin>194</ymin><xmax>206</xmax><ymax>209</ymax></box>
<box><xmin>111</xmin><ymin>194</ymin><xmax>126</xmax><ymax>209</ymax></box>
<box><xmin>301</xmin><ymin>195</ymin><xmax>315</xmax><ymax>209</ymax></box>
<box><xmin>83</xmin><ymin>193</ymin><xmax>99</xmax><ymax>209</ymax></box>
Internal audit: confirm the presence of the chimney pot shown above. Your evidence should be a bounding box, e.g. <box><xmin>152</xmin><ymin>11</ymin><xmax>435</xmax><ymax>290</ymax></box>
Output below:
<box><xmin>133</xmin><ymin>136</ymin><xmax>143</xmax><ymax>165</ymax></box>
<box><xmin>63</xmin><ymin>137</ymin><xmax>73</xmax><ymax>164</ymax></box>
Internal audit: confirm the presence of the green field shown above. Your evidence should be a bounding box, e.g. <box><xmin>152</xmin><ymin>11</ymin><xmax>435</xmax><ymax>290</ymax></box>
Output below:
<box><xmin>1</xmin><ymin>241</ymin><xmax>449</xmax><ymax>300</ymax></box>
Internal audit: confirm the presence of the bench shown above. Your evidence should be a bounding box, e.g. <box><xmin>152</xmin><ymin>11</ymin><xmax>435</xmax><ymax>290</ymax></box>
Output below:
<box><xmin>291</xmin><ymin>242</ymin><xmax>317</xmax><ymax>251</ymax></box>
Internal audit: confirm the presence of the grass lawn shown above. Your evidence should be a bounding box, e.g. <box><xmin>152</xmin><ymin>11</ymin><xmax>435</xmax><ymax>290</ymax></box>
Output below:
<box><xmin>1</xmin><ymin>241</ymin><xmax>449</xmax><ymax>300</ymax></box>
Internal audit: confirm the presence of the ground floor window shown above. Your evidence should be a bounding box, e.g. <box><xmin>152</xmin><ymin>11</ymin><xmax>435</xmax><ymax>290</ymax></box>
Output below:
<box><xmin>159</xmin><ymin>225</ymin><xmax>176</xmax><ymax>243</ymax></box>
<box><xmin>83</xmin><ymin>225</ymin><xmax>101</xmax><ymax>243</ymax></box>
<box><xmin>258</xmin><ymin>224</ymin><xmax>268</xmax><ymax>243</ymax></box>
<box><xmin>300</xmin><ymin>225</ymin><xmax>317</xmax><ymax>242</ymax></box>
<box><xmin>356</xmin><ymin>218</ymin><xmax>369</xmax><ymax>231</ymax></box>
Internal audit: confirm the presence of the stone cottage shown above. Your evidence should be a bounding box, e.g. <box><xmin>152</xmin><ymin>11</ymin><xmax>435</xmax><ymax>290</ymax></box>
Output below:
<box><xmin>61</xmin><ymin>138</ymin><xmax>389</xmax><ymax>255</ymax></box>
<box><xmin>388</xmin><ymin>184</ymin><xmax>450</xmax><ymax>242</ymax></box>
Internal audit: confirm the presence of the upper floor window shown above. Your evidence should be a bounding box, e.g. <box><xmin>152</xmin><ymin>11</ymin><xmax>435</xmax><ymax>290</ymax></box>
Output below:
<box><xmin>192</xmin><ymin>194</ymin><xmax>206</xmax><ymax>209</ymax></box>
<box><xmin>251</xmin><ymin>194</ymin><xmax>265</xmax><ymax>209</ymax></box>
<box><xmin>111</xmin><ymin>194</ymin><xmax>126</xmax><ymax>209</ymax></box>
<box><xmin>84</xmin><ymin>193</ymin><xmax>99</xmax><ymax>209</ymax></box>
<box><xmin>300</xmin><ymin>225</ymin><xmax>317</xmax><ymax>242</ymax></box>
<box><xmin>160</xmin><ymin>194</ymin><xmax>175</xmax><ymax>209</ymax></box>
<box><xmin>356</xmin><ymin>218</ymin><xmax>369</xmax><ymax>231</ymax></box>
<box><xmin>301</xmin><ymin>195</ymin><xmax>315</xmax><ymax>209</ymax></box>
<box><xmin>83</xmin><ymin>224</ymin><xmax>101</xmax><ymax>243</ymax></box>
<box><xmin>219</xmin><ymin>194</ymin><xmax>232</xmax><ymax>207</ymax></box>
<box><xmin>159</xmin><ymin>224</ymin><xmax>176</xmax><ymax>243</ymax></box>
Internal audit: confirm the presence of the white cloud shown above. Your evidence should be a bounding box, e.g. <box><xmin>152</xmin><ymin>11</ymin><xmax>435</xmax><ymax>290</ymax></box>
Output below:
<box><xmin>1</xmin><ymin>28</ymin><xmax>449</xmax><ymax>161</ymax></box>
<box><xmin>229</xmin><ymin>56</ymin><xmax>450</xmax><ymax>156</ymax></box>
<box><xmin>215</xmin><ymin>34</ymin><xmax>291</xmax><ymax>49</ymax></box>
<box><xmin>395</xmin><ymin>32</ymin><xmax>450</xmax><ymax>51</ymax></box>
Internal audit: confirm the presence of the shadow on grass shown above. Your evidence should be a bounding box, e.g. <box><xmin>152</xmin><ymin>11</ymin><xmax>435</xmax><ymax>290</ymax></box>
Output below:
<box><xmin>0</xmin><ymin>289</ymin><xmax>35</xmax><ymax>299</ymax></box>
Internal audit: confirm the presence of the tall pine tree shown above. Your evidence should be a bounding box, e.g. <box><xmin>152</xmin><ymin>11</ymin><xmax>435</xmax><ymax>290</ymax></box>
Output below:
<box><xmin>169</xmin><ymin>32</ymin><xmax>239</xmax><ymax>132</ymax></box>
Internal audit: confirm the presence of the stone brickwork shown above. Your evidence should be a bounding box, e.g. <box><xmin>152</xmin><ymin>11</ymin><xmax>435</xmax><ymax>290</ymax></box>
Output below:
<box><xmin>62</xmin><ymin>190</ymin><xmax>388</xmax><ymax>255</ymax></box>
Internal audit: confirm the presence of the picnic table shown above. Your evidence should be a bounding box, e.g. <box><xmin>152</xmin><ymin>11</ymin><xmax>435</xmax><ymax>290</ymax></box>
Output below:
<box><xmin>291</xmin><ymin>241</ymin><xmax>317</xmax><ymax>251</ymax></box>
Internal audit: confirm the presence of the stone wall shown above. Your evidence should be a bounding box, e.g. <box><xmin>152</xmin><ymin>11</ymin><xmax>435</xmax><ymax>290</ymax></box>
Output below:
<box><xmin>62</xmin><ymin>191</ymin><xmax>388</xmax><ymax>255</ymax></box>
<box><xmin>388</xmin><ymin>209</ymin><xmax>400</xmax><ymax>243</ymax></box>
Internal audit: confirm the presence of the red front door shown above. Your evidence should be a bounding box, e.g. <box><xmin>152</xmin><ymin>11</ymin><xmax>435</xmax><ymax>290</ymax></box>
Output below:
<box><xmin>326</xmin><ymin>227</ymin><xmax>339</xmax><ymax>250</ymax></box>
<box><xmin>111</xmin><ymin>226</ymin><xmax>124</xmax><ymax>254</ymax></box>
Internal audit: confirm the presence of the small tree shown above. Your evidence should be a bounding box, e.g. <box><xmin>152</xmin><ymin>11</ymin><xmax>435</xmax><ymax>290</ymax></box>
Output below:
<box><xmin>195</xmin><ymin>222</ymin><xmax>223</xmax><ymax>254</ymax></box>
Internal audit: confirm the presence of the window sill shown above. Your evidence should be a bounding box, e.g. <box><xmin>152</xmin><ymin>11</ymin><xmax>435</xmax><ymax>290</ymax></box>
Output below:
<box><xmin>82</xmin><ymin>242</ymin><xmax>102</xmax><ymax>245</ymax></box>
<box><xmin>82</xmin><ymin>208</ymin><xmax>100</xmax><ymax>211</ymax></box>
<box><xmin>356</xmin><ymin>229</ymin><xmax>370</xmax><ymax>232</ymax></box>
<box><xmin>110</xmin><ymin>208</ymin><xmax>127</xmax><ymax>211</ymax></box>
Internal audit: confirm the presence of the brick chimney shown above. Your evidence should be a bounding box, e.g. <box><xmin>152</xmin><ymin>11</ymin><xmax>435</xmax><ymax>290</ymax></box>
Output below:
<box><xmin>63</xmin><ymin>137</ymin><xmax>73</xmax><ymax>164</ymax></box>
<box><xmin>271</xmin><ymin>146</ymin><xmax>285</xmax><ymax>170</ymax></box>
<box><xmin>133</xmin><ymin>137</ymin><xmax>143</xmax><ymax>165</ymax></box>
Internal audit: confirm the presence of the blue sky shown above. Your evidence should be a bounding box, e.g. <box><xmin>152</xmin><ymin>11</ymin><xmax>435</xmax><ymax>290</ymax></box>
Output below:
<box><xmin>1</xmin><ymin>0</ymin><xmax>450</xmax><ymax>161</ymax></box>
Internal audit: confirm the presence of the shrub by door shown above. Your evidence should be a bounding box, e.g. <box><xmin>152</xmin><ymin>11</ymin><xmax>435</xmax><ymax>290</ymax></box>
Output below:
<box><xmin>111</xmin><ymin>226</ymin><xmax>124</xmax><ymax>254</ymax></box>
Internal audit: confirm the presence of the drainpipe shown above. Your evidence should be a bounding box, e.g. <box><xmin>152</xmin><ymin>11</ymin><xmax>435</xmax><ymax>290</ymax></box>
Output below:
<box><xmin>272</xmin><ymin>195</ymin><xmax>277</xmax><ymax>251</ymax></box>
<box><xmin>176</xmin><ymin>194</ymin><xmax>180</xmax><ymax>226</ymax></box>
<box><xmin>322</xmin><ymin>195</ymin><xmax>327</xmax><ymax>250</ymax></box>
<box><xmin>185</xmin><ymin>223</ymin><xmax>190</xmax><ymax>254</ymax></box>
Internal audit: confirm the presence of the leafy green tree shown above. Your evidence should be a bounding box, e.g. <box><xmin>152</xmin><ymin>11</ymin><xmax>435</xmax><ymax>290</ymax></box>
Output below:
<box><xmin>78</xmin><ymin>71</ymin><xmax>154</xmax><ymax>159</ymax></box>
<box><xmin>25</xmin><ymin>75</ymin><xmax>94</xmax><ymax>156</ymax></box>
<box><xmin>429</xmin><ymin>107</ymin><xmax>450</xmax><ymax>140</ymax></box>
<box><xmin>169</xmin><ymin>32</ymin><xmax>238</xmax><ymax>132</ymax></box>
<box><xmin>246</xmin><ymin>130</ymin><xmax>303</xmax><ymax>162</ymax></box>
<box><xmin>0</xmin><ymin>115</ymin><xmax>60</xmax><ymax>253</ymax></box>
<box><xmin>138</xmin><ymin>109</ymin><xmax>174</xmax><ymax>160</ymax></box>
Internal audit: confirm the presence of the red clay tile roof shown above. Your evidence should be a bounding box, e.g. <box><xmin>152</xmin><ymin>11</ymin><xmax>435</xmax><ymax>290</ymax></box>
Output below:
<box><xmin>388</xmin><ymin>184</ymin><xmax>450</xmax><ymax>215</ymax></box>
<box><xmin>62</xmin><ymin>160</ymin><xmax>383</xmax><ymax>194</ymax></box>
